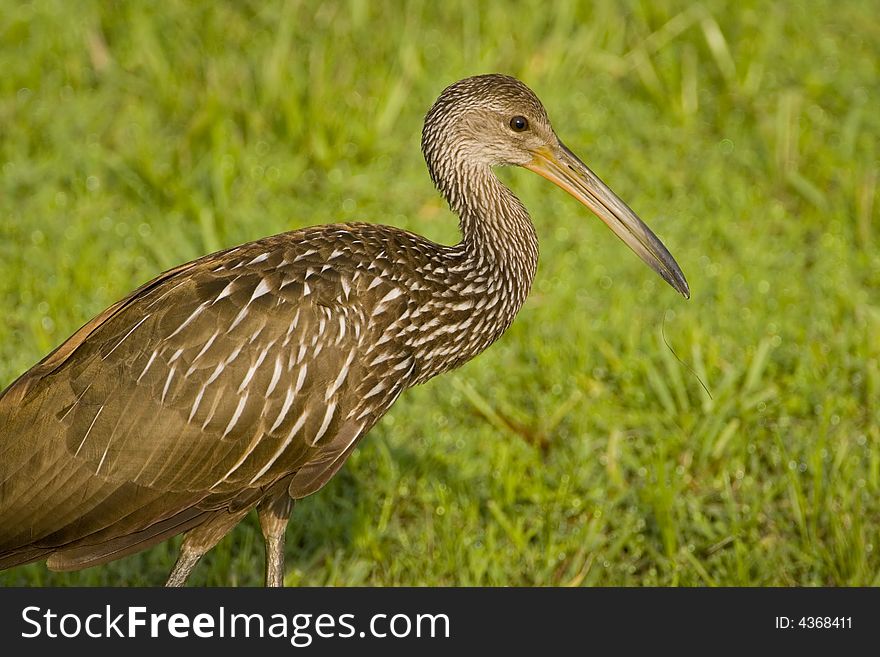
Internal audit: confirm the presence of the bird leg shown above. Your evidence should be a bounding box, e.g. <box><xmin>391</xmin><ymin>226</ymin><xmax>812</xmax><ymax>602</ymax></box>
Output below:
<box><xmin>257</xmin><ymin>492</ymin><xmax>294</xmax><ymax>587</ymax></box>
<box><xmin>165</xmin><ymin>508</ymin><xmax>251</xmax><ymax>587</ymax></box>
<box><xmin>165</xmin><ymin>549</ymin><xmax>202</xmax><ymax>587</ymax></box>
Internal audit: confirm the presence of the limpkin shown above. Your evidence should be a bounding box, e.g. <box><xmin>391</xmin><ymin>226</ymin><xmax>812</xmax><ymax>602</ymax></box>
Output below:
<box><xmin>0</xmin><ymin>74</ymin><xmax>688</xmax><ymax>586</ymax></box>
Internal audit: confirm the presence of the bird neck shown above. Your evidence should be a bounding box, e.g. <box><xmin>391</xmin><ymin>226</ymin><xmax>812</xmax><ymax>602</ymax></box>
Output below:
<box><xmin>405</xmin><ymin>164</ymin><xmax>539</xmax><ymax>383</ymax></box>
<box><xmin>448</xmin><ymin>164</ymin><xmax>539</xmax><ymax>292</ymax></box>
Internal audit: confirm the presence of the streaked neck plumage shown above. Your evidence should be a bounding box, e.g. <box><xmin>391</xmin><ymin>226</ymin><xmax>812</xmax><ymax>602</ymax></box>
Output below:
<box><xmin>408</xmin><ymin>128</ymin><xmax>539</xmax><ymax>383</ymax></box>
<box><xmin>423</xmin><ymin>97</ymin><xmax>539</xmax><ymax>287</ymax></box>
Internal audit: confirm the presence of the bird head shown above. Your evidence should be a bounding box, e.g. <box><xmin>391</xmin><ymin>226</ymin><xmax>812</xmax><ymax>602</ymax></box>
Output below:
<box><xmin>422</xmin><ymin>74</ymin><xmax>689</xmax><ymax>298</ymax></box>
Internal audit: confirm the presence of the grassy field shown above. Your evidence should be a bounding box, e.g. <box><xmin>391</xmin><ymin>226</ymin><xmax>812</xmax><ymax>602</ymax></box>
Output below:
<box><xmin>0</xmin><ymin>0</ymin><xmax>877</xmax><ymax>586</ymax></box>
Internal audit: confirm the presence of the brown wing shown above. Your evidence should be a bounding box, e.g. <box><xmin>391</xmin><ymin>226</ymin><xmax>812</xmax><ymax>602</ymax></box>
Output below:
<box><xmin>0</xmin><ymin>231</ymin><xmax>417</xmax><ymax>567</ymax></box>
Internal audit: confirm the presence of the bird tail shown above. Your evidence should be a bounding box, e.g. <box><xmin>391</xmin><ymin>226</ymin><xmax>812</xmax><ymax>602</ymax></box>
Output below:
<box><xmin>0</xmin><ymin>546</ymin><xmax>54</xmax><ymax>571</ymax></box>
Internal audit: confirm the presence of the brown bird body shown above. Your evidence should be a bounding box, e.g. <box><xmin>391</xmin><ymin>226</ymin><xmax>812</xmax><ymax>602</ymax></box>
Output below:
<box><xmin>0</xmin><ymin>75</ymin><xmax>688</xmax><ymax>585</ymax></box>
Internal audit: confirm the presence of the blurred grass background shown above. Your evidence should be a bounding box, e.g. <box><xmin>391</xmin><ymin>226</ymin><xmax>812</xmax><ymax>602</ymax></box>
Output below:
<box><xmin>0</xmin><ymin>0</ymin><xmax>878</xmax><ymax>586</ymax></box>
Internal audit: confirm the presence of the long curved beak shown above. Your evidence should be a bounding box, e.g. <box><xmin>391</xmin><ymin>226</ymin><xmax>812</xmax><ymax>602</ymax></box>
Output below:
<box><xmin>525</xmin><ymin>143</ymin><xmax>690</xmax><ymax>298</ymax></box>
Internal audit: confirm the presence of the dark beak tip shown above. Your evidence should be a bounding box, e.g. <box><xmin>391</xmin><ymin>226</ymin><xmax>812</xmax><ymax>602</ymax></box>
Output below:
<box><xmin>678</xmin><ymin>278</ymin><xmax>690</xmax><ymax>299</ymax></box>
<box><xmin>663</xmin><ymin>269</ymin><xmax>689</xmax><ymax>300</ymax></box>
<box><xmin>679</xmin><ymin>270</ymin><xmax>691</xmax><ymax>299</ymax></box>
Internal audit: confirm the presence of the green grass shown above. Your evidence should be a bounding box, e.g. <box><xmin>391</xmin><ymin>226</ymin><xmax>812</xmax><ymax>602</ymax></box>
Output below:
<box><xmin>1</xmin><ymin>0</ymin><xmax>878</xmax><ymax>586</ymax></box>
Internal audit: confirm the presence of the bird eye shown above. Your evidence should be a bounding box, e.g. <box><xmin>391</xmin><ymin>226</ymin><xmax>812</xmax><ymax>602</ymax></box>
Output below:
<box><xmin>509</xmin><ymin>115</ymin><xmax>529</xmax><ymax>132</ymax></box>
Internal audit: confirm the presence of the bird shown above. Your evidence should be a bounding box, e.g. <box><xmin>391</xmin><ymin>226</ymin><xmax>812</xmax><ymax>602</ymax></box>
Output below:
<box><xmin>0</xmin><ymin>74</ymin><xmax>688</xmax><ymax>587</ymax></box>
